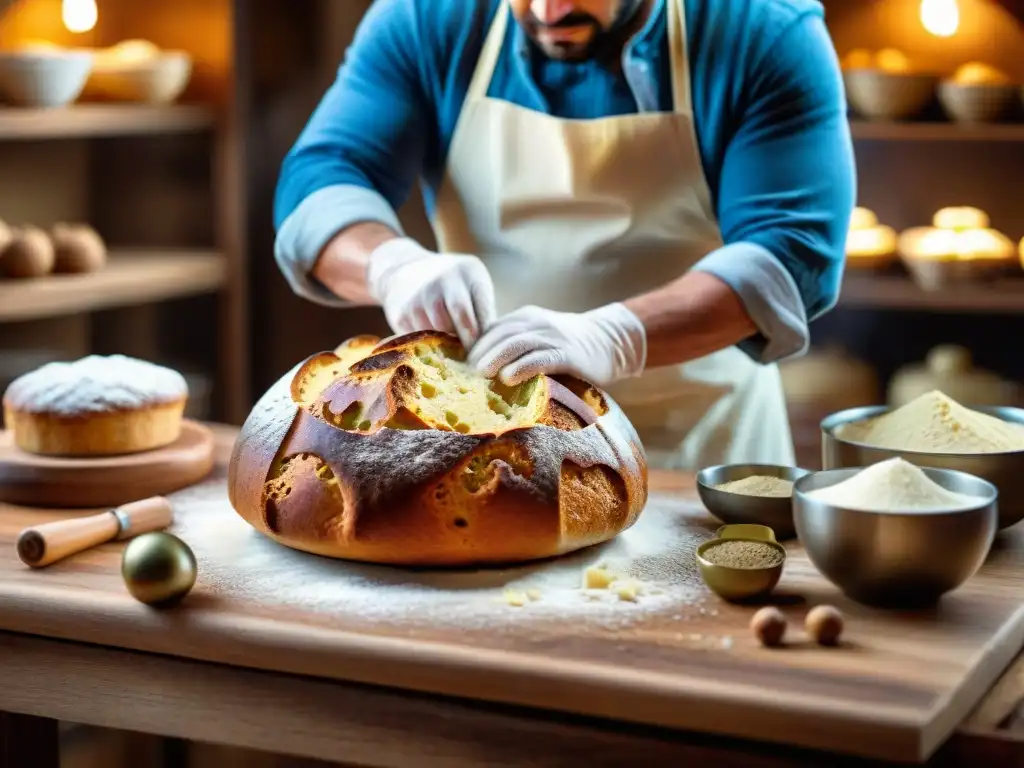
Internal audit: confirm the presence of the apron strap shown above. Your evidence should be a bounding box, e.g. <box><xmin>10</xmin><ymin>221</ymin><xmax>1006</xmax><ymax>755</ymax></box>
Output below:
<box><xmin>667</xmin><ymin>0</ymin><xmax>692</xmax><ymax>116</ymax></box>
<box><xmin>466</xmin><ymin>1</ymin><xmax>511</xmax><ymax>103</ymax></box>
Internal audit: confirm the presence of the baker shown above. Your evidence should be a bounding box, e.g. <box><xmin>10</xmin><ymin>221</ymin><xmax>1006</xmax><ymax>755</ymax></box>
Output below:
<box><xmin>273</xmin><ymin>0</ymin><xmax>855</xmax><ymax>470</ymax></box>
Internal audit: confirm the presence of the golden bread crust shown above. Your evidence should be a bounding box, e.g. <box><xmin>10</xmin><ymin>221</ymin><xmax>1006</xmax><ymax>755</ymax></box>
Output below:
<box><xmin>3</xmin><ymin>400</ymin><xmax>186</xmax><ymax>456</ymax></box>
<box><xmin>228</xmin><ymin>331</ymin><xmax>648</xmax><ymax>566</ymax></box>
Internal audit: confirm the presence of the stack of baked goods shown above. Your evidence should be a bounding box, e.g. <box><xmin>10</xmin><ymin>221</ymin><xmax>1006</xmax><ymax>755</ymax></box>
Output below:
<box><xmin>845</xmin><ymin>206</ymin><xmax>898</xmax><ymax>270</ymax></box>
<box><xmin>2</xmin><ymin>354</ymin><xmax>189</xmax><ymax>456</ymax></box>
<box><xmin>84</xmin><ymin>39</ymin><xmax>192</xmax><ymax>105</ymax></box>
<box><xmin>0</xmin><ymin>219</ymin><xmax>107</xmax><ymax>279</ymax></box>
<box><xmin>897</xmin><ymin>206</ymin><xmax>1018</xmax><ymax>290</ymax></box>
<box><xmin>228</xmin><ymin>331</ymin><xmax>649</xmax><ymax>567</ymax></box>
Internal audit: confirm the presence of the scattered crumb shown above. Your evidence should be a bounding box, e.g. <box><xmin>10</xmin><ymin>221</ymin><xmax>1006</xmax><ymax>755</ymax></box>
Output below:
<box><xmin>503</xmin><ymin>589</ymin><xmax>529</xmax><ymax>607</ymax></box>
<box><xmin>612</xmin><ymin>580</ymin><xmax>640</xmax><ymax>602</ymax></box>
<box><xmin>582</xmin><ymin>564</ymin><xmax>618</xmax><ymax>589</ymax></box>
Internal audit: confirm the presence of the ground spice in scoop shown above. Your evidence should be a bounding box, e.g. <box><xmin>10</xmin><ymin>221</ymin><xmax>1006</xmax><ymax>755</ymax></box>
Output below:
<box><xmin>702</xmin><ymin>540</ymin><xmax>783</xmax><ymax>569</ymax></box>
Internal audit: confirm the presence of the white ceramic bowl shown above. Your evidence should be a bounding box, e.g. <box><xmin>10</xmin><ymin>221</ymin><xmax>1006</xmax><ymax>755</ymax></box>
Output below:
<box><xmin>86</xmin><ymin>52</ymin><xmax>192</xmax><ymax>104</ymax></box>
<box><xmin>939</xmin><ymin>82</ymin><xmax>1017</xmax><ymax>123</ymax></box>
<box><xmin>0</xmin><ymin>50</ymin><xmax>93</xmax><ymax>108</ymax></box>
<box><xmin>843</xmin><ymin>69</ymin><xmax>938</xmax><ymax>121</ymax></box>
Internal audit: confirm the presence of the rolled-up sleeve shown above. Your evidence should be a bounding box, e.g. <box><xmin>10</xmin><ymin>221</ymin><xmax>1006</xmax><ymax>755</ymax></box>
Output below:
<box><xmin>691</xmin><ymin>13</ymin><xmax>855</xmax><ymax>363</ymax></box>
<box><xmin>272</xmin><ymin>0</ymin><xmax>428</xmax><ymax>305</ymax></box>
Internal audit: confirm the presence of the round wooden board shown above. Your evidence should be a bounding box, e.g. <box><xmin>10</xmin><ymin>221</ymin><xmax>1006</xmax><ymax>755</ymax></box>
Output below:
<box><xmin>0</xmin><ymin>420</ymin><xmax>216</xmax><ymax>508</ymax></box>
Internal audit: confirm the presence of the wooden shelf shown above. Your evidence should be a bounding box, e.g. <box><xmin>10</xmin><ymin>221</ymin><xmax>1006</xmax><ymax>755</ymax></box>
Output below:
<box><xmin>839</xmin><ymin>272</ymin><xmax>1024</xmax><ymax>313</ymax></box>
<box><xmin>0</xmin><ymin>249</ymin><xmax>226</xmax><ymax>322</ymax></box>
<box><xmin>0</xmin><ymin>104</ymin><xmax>216</xmax><ymax>141</ymax></box>
<box><xmin>849</xmin><ymin>120</ymin><xmax>1024</xmax><ymax>142</ymax></box>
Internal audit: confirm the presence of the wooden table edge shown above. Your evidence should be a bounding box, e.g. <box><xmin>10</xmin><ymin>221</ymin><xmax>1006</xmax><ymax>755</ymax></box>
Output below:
<box><xmin>0</xmin><ymin>629</ymin><xmax>1007</xmax><ymax>768</ymax></box>
<box><xmin>0</xmin><ymin>569</ymin><xmax>943</xmax><ymax>763</ymax></box>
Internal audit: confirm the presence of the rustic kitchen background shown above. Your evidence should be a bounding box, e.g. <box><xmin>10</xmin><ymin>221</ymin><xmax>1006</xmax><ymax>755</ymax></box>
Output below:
<box><xmin>0</xmin><ymin>0</ymin><xmax>1023</xmax><ymax>763</ymax></box>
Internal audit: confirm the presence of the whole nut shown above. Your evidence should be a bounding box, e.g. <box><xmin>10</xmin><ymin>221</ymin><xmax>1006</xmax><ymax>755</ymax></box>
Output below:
<box><xmin>51</xmin><ymin>222</ymin><xmax>107</xmax><ymax>274</ymax></box>
<box><xmin>750</xmin><ymin>606</ymin><xmax>787</xmax><ymax>647</ymax></box>
<box><xmin>806</xmin><ymin>605</ymin><xmax>844</xmax><ymax>647</ymax></box>
<box><xmin>0</xmin><ymin>226</ymin><xmax>55</xmax><ymax>279</ymax></box>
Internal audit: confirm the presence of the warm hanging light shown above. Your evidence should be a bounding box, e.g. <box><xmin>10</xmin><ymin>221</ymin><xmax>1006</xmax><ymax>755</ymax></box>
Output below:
<box><xmin>61</xmin><ymin>0</ymin><xmax>98</xmax><ymax>34</ymax></box>
<box><xmin>920</xmin><ymin>0</ymin><xmax>960</xmax><ymax>37</ymax></box>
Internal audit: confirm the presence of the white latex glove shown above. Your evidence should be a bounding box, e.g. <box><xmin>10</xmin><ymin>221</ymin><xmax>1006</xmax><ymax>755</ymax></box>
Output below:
<box><xmin>468</xmin><ymin>303</ymin><xmax>647</xmax><ymax>387</ymax></box>
<box><xmin>367</xmin><ymin>237</ymin><xmax>498</xmax><ymax>348</ymax></box>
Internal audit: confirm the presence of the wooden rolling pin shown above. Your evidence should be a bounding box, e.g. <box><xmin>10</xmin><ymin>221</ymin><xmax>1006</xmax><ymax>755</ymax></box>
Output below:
<box><xmin>16</xmin><ymin>496</ymin><xmax>174</xmax><ymax>568</ymax></box>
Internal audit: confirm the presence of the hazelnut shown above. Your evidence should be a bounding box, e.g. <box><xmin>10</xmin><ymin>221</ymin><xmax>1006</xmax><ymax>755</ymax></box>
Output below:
<box><xmin>51</xmin><ymin>222</ymin><xmax>107</xmax><ymax>274</ymax></box>
<box><xmin>0</xmin><ymin>226</ymin><xmax>55</xmax><ymax>279</ymax></box>
<box><xmin>750</xmin><ymin>606</ymin><xmax>787</xmax><ymax>647</ymax></box>
<box><xmin>806</xmin><ymin>605</ymin><xmax>844</xmax><ymax>647</ymax></box>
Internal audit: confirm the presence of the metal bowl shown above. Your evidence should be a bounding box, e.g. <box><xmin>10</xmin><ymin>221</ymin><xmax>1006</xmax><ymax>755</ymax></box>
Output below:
<box><xmin>696</xmin><ymin>464</ymin><xmax>811</xmax><ymax>540</ymax></box>
<box><xmin>821</xmin><ymin>405</ymin><xmax>1024</xmax><ymax>529</ymax></box>
<box><xmin>793</xmin><ymin>467</ymin><xmax>998</xmax><ymax>608</ymax></box>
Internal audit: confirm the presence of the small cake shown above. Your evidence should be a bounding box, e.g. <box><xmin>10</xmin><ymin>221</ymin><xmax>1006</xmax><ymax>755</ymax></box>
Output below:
<box><xmin>845</xmin><ymin>206</ymin><xmax>898</xmax><ymax>270</ymax></box>
<box><xmin>2</xmin><ymin>355</ymin><xmax>188</xmax><ymax>456</ymax></box>
<box><xmin>898</xmin><ymin>206</ymin><xmax>1018</xmax><ymax>289</ymax></box>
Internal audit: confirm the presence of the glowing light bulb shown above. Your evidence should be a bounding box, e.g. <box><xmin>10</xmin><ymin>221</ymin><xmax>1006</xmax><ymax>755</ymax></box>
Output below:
<box><xmin>920</xmin><ymin>0</ymin><xmax>960</xmax><ymax>37</ymax></box>
<box><xmin>61</xmin><ymin>0</ymin><xmax>98</xmax><ymax>34</ymax></box>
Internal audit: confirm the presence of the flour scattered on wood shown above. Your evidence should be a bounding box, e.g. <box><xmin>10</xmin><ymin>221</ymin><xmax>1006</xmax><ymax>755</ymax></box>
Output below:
<box><xmin>168</xmin><ymin>480</ymin><xmax>712</xmax><ymax>630</ymax></box>
<box><xmin>805</xmin><ymin>458</ymin><xmax>984</xmax><ymax>512</ymax></box>
<box><xmin>838</xmin><ymin>390</ymin><xmax>1024</xmax><ymax>454</ymax></box>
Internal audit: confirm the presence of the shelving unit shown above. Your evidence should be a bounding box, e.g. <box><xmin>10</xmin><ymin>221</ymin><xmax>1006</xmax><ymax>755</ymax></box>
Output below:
<box><xmin>836</xmin><ymin>119</ymin><xmax>1024</xmax><ymax>314</ymax></box>
<box><xmin>0</xmin><ymin>250</ymin><xmax>225</xmax><ymax>322</ymax></box>
<box><xmin>0</xmin><ymin>0</ymin><xmax>249</xmax><ymax>424</ymax></box>
<box><xmin>839</xmin><ymin>273</ymin><xmax>1024</xmax><ymax>313</ymax></box>
<box><xmin>0</xmin><ymin>104</ymin><xmax>216</xmax><ymax>140</ymax></box>
<box><xmin>849</xmin><ymin>119</ymin><xmax>1024</xmax><ymax>142</ymax></box>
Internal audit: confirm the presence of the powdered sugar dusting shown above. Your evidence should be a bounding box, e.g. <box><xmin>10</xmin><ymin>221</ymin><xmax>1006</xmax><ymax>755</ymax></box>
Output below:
<box><xmin>168</xmin><ymin>478</ymin><xmax>715</xmax><ymax>632</ymax></box>
<box><xmin>4</xmin><ymin>355</ymin><xmax>188</xmax><ymax>415</ymax></box>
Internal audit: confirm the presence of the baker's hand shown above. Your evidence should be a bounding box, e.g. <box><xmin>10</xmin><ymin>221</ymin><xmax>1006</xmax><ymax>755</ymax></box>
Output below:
<box><xmin>468</xmin><ymin>304</ymin><xmax>647</xmax><ymax>387</ymax></box>
<box><xmin>367</xmin><ymin>237</ymin><xmax>497</xmax><ymax>348</ymax></box>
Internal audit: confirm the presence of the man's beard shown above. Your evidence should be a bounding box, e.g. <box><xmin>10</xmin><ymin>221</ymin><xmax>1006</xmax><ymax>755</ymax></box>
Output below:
<box><xmin>523</xmin><ymin>0</ymin><xmax>645</xmax><ymax>61</ymax></box>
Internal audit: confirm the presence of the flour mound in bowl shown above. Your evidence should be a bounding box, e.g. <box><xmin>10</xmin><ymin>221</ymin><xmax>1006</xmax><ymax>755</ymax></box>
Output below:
<box><xmin>837</xmin><ymin>390</ymin><xmax>1024</xmax><ymax>454</ymax></box>
<box><xmin>805</xmin><ymin>458</ymin><xmax>985</xmax><ymax>512</ymax></box>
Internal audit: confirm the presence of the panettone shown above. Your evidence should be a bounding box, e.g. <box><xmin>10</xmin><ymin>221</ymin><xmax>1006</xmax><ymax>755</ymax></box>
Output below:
<box><xmin>228</xmin><ymin>331</ymin><xmax>649</xmax><ymax>567</ymax></box>
<box><xmin>2</xmin><ymin>354</ymin><xmax>188</xmax><ymax>456</ymax></box>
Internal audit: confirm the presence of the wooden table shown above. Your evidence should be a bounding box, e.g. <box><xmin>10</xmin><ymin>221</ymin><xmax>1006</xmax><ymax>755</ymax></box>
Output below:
<box><xmin>3</xmin><ymin>425</ymin><xmax>1024</xmax><ymax>768</ymax></box>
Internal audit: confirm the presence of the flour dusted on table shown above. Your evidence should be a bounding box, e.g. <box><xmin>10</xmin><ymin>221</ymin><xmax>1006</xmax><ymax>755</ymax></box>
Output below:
<box><xmin>168</xmin><ymin>479</ymin><xmax>711</xmax><ymax>631</ymax></box>
<box><xmin>806</xmin><ymin>458</ymin><xmax>984</xmax><ymax>512</ymax></box>
<box><xmin>839</xmin><ymin>390</ymin><xmax>1024</xmax><ymax>454</ymax></box>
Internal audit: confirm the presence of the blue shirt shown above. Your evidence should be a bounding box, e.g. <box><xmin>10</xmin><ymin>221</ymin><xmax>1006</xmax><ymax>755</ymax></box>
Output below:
<box><xmin>273</xmin><ymin>0</ymin><xmax>856</xmax><ymax>363</ymax></box>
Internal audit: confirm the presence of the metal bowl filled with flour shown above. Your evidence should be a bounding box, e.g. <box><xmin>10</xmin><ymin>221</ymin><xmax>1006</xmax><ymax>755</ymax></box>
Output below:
<box><xmin>821</xmin><ymin>393</ymin><xmax>1024</xmax><ymax>529</ymax></box>
<box><xmin>696</xmin><ymin>464</ymin><xmax>811</xmax><ymax>540</ymax></box>
<box><xmin>794</xmin><ymin>459</ymin><xmax>999</xmax><ymax>607</ymax></box>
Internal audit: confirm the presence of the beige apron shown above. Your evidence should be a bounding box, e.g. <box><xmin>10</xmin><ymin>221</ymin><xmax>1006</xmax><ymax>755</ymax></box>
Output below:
<box><xmin>431</xmin><ymin>0</ymin><xmax>794</xmax><ymax>470</ymax></box>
